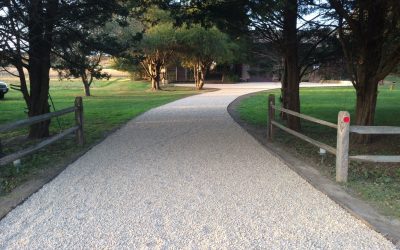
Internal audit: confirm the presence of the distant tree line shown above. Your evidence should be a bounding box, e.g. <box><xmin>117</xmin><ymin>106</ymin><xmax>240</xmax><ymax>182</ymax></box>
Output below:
<box><xmin>111</xmin><ymin>7</ymin><xmax>239</xmax><ymax>91</ymax></box>
<box><xmin>168</xmin><ymin>0</ymin><xmax>400</xmax><ymax>143</ymax></box>
<box><xmin>1</xmin><ymin>0</ymin><xmax>399</xmax><ymax>144</ymax></box>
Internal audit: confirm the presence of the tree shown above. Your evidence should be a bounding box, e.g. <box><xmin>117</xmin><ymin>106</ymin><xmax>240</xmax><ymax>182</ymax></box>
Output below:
<box><xmin>282</xmin><ymin>0</ymin><xmax>301</xmax><ymax>130</ymax></box>
<box><xmin>54</xmin><ymin>48</ymin><xmax>110</xmax><ymax>97</ymax></box>
<box><xmin>326</xmin><ymin>0</ymin><xmax>400</xmax><ymax>143</ymax></box>
<box><xmin>250</xmin><ymin>0</ymin><xmax>338</xmax><ymax>130</ymax></box>
<box><xmin>177</xmin><ymin>25</ymin><xmax>237</xmax><ymax>90</ymax></box>
<box><xmin>250</xmin><ymin>0</ymin><xmax>299</xmax><ymax>130</ymax></box>
<box><xmin>0</xmin><ymin>0</ymin><xmax>126</xmax><ymax>138</ymax></box>
<box><xmin>110</xmin><ymin>5</ymin><xmax>241</xmax><ymax>90</ymax></box>
<box><xmin>107</xmin><ymin>7</ymin><xmax>177</xmax><ymax>90</ymax></box>
<box><xmin>52</xmin><ymin>14</ymin><xmax>140</xmax><ymax>97</ymax></box>
<box><xmin>139</xmin><ymin>23</ymin><xmax>177</xmax><ymax>90</ymax></box>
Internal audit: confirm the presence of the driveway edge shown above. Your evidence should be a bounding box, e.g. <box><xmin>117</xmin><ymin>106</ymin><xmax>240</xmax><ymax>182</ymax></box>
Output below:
<box><xmin>227</xmin><ymin>91</ymin><xmax>400</xmax><ymax>247</ymax></box>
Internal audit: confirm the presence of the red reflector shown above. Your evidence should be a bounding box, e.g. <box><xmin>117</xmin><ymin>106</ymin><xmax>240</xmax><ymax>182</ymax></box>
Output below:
<box><xmin>343</xmin><ymin>117</ymin><xmax>350</xmax><ymax>123</ymax></box>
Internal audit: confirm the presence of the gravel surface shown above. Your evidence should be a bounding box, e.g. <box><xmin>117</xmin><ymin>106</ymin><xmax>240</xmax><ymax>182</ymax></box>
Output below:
<box><xmin>0</xmin><ymin>83</ymin><xmax>394</xmax><ymax>249</ymax></box>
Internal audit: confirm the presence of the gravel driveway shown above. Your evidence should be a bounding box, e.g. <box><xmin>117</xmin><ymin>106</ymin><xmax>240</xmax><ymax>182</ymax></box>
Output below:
<box><xmin>0</xmin><ymin>83</ymin><xmax>394</xmax><ymax>249</ymax></box>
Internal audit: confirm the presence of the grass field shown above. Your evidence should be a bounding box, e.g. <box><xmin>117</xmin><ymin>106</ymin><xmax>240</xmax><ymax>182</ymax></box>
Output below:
<box><xmin>237</xmin><ymin>80</ymin><xmax>400</xmax><ymax>219</ymax></box>
<box><xmin>0</xmin><ymin>78</ymin><xmax>205</xmax><ymax>195</ymax></box>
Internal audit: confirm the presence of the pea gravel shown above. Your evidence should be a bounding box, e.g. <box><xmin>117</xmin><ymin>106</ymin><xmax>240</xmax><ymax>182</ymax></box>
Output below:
<box><xmin>0</xmin><ymin>83</ymin><xmax>394</xmax><ymax>249</ymax></box>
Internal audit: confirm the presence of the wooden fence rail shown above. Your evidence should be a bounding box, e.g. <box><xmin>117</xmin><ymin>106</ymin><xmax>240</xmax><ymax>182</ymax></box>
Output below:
<box><xmin>350</xmin><ymin>126</ymin><xmax>400</xmax><ymax>135</ymax></box>
<box><xmin>271</xmin><ymin>120</ymin><xmax>337</xmax><ymax>155</ymax></box>
<box><xmin>272</xmin><ymin>105</ymin><xmax>338</xmax><ymax>129</ymax></box>
<box><xmin>267</xmin><ymin>94</ymin><xmax>400</xmax><ymax>183</ymax></box>
<box><xmin>0</xmin><ymin>107</ymin><xmax>76</xmax><ymax>133</ymax></box>
<box><xmin>0</xmin><ymin>97</ymin><xmax>84</xmax><ymax>166</ymax></box>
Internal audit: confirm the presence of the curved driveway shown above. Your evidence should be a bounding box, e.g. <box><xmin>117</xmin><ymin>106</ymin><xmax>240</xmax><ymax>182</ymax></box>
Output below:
<box><xmin>0</xmin><ymin>83</ymin><xmax>394</xmax><ymax>249</ymax></box>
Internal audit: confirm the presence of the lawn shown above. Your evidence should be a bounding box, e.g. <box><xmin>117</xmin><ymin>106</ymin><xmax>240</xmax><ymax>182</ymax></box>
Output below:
<box><xmin>0</xmin><ymin>78</ymin><xmax>205</xmax><ymax>195</ymax></box>
<box><xmin>237</xmin><ymin>80</ymin><xmax>400</xmax><ymax>219</ymax></box>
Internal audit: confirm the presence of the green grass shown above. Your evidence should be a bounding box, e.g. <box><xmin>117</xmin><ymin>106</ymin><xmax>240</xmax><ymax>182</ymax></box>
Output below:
<box><xmin>237</xmin><ymin>81</ymin><xmax>400</xmax><ymax>219</ymax></box>
<box><xmin>0</xmin><ymin>78</ymin><xmax>205</xmax><ymax>194</ymax></box>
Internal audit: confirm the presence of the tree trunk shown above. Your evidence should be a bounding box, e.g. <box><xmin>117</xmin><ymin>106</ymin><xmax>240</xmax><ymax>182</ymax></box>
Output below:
<box><xmin>149</xmin><ymin>63</ymin><xmax>155</xmax><ymax>90</ymax></box>
<box><xmin>286</xmin><ymin>59</ymin><xmax>301</xmax><ymax>131</ymax></box>
<box><xmin>283</xmin><ymin>0</ymin><xmax>301</xmax><ymax>131</ymax></box>
<box><xmin>355</xmin><ymin>82</ymin><xmax>378</xmax><ymax>126</ymax></box>
<box><xmin>83</xmin><ymin>81</ymin><xmax>91</xmax><ymax>96</ymax></box>
<box><xmin>197</xmin><ymin>64</ymin><xmax>207</xmax><ymax>90</ymax></box>
<box><xmin>27</xmin><ymin>1</ymin><xmax>50</xmax><ymax>138</ymax></box>
<box><xmin>194</xmin><ymin>63</ymin><xmax>203</xmax><ymax>90</ymax></box>
<box><xmin>193</xmin><ymin>66</ymin><xmax>198</xmax><ymax>88</ymax></box>
<box><xmin>27</xmin><ymin>0</ymin><xmax>58</xmax><ymax>139</ymax></box>
<box><xmin>280</xmin><ymin>58</ymin><xmax>289</xmax><ymax>120</ymax></box>
<box><xmin>154</xmin><ymin>63</ymin><xmax>161</xmax><ymax>90</ymax></box>
<box><xmin>81</xmin><ymin>72</ymin><xmax>91</xmax><ymax>96</ymax></box>
<box><xmin>28</xmin><ymin>59</ymin><xmax>51</xmax><ymax>139</ymax></box>
<box><xmin>28</xmin><ymin>50</ymin><xmax>51</xmax><ymax>139</ymax></box>
<box><xmin>149</xmin><ymin>61</ymin><xmax>161</xmax><ymax>91</ymax></box>
<box><xmin>353</xmin><ymin>79</ymin><xmax>379</xmax><ymax>144</ymax></box>
<box><xmin>16</xmin><ymin>64</ymin><xmax>30</xmax><ymax>109</ymax></box>
<box><xmin>221</xmin><ymin>64</ymin><xmax>229</xmax><ymax>83</ymax></box>
<box><xmin>352</xmin><ymin>3</ymin><xmax>386</xmax><ymax>144</ymax></box>
<box><xmin>151</xmin><ymin>76</ymin><xmax>161</xmax><ymax>90</ymax></box>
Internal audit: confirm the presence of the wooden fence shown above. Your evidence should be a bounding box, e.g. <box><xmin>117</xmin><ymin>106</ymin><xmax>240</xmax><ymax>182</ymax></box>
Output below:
<box><xmin>267</xmin><ymin>94</ymin><xmax>400</xmax><ymax>183</ymax></box>
<box><xmin>0</xmin><ymin>97</ymin><xmax>84</xmax><ymax>166</ymax></box>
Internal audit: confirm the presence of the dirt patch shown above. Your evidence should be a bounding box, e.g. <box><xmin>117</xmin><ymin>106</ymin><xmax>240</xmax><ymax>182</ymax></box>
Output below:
<box><xmin>228</xmin><ymin>91</ymin><xmax>400</xmax><ymax>247</ymax></box>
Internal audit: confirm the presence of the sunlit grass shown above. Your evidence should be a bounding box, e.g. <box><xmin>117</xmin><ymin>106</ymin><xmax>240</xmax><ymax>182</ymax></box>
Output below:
<box><xmin>237</xmin><ymin>81</ymin><xmax>400</xmax><ymax>219</ymax></box>
<box><xmin>0</xmin><ymin>78</ymin><xmax>205</xmax><ymax>194</ymax></box>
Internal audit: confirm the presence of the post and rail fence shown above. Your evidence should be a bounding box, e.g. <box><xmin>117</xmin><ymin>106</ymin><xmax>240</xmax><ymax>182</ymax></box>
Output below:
<box><xmin>0</xmin><ymin>97</ymin><xmax>84</xmax><ymax>167</ymax></box>
<box><xmin>267</xmin><ymin>94</ymin><xmax>400</xmax><ymax>183</ymax></box>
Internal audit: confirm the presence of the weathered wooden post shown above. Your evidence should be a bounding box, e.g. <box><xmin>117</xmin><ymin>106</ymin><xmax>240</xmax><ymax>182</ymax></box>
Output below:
<box><xmin>75</xmin><ymin>97</ymin><xmax>84</xmax><ymax>146</ymax></box>
<box><xmin>268</xmin><ymin>94</ymin><xmax>275</xmax><ymax>141</ymax></box>
<box><xmin>336</xmin><ymin>111</ymin><xmax>350</xmax><ymax>182</ymax></box>
<box><xmin>0</xmin><ymin>139</ymin><xmax>3</xmax><ymax>158</ymax></box>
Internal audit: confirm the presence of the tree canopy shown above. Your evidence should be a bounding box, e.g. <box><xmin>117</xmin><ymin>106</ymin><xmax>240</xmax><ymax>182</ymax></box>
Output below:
<box><xmin>177</xmin><ymin>25</ymin><xmax>238</xmax><ymax>89</ymax></box>
<box><xmin>112</xmin><ymin>6</ymin><xmax>240</xmax><ymax>90</ymax></box>
<box><xmin>1</xmin><ymin>0</ymin><xmax>399</xmax><ymax>143</ymax></box>
<box><xmin>0</xmin><ymin>0</ymin><xmax>128</xmax><ymax>138</ymax></box>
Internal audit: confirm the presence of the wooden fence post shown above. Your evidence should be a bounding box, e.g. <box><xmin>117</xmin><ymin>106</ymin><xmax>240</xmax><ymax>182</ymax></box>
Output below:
<box><xmin>0</xmin><ymin>139</ymin><xmax>3</xmax><ymax>158</ymax></box>
<box><xmin>268</xmin><ymin>94</ymin><xmax>275</xmax><ymax>141</ymax></box>
<box><xmin>336</xmin><ymin>111</ymin><xmax>350</xmax><ymax>182</ymax></box>
<box><xmin>75</xmin><ymin>97</ymin><xmax>84</xmax><ymax>146</ymax></box>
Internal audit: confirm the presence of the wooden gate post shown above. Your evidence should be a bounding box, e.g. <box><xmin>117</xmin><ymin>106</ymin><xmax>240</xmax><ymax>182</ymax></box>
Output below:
<box><xmin>336</xmin><ymin>111</ymin><xmax>350</xmax><ymax>182</ymax></box>
<box><xmin>268</xmin><ymin>94</ymin><xmax>275</xmax><ymax>141</ymax></box>
<box><xmin>75</xmin><ymin>97</ymin><xmax>84</xmax><ymax>146</ymax></box>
